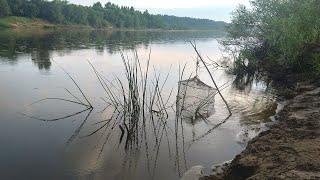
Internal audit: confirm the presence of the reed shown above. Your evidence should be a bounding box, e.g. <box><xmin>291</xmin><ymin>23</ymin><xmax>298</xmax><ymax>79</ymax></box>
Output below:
<box><xmin>24</xmin><ymin>48</ymin><xmax>233</xmax><ymax>178</ymax></box>
<box><xmin>88</xmin><ymin>51</ymin><xmax>170</xmax><ymax>150</ymax></box>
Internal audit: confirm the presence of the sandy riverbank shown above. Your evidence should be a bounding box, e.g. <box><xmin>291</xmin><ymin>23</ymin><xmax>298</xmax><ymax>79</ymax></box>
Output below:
<box><xmin>205</xmin><ymin>84</ymin><xmax>320</xmax><ymax>179</ymax></box>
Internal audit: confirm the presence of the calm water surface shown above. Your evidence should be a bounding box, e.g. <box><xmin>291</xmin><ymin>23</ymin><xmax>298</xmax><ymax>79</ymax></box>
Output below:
<box><xmin>0</xmin><ymin>29</ymin><xmax>276</xmax><ymax>180</ymax></box>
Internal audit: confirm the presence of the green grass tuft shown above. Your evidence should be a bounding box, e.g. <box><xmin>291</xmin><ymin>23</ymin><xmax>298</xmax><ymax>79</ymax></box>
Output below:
<box><xmin>0</xmin><ymin>16</ymin><xmax>52</xmax><ymax>29</ymax></box>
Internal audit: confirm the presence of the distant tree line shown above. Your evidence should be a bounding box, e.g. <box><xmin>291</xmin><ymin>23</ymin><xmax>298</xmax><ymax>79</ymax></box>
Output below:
<box><xmin>0</xmin><ymin>0</ymin><xmax>226</xmax><ymax>30</ymax></box>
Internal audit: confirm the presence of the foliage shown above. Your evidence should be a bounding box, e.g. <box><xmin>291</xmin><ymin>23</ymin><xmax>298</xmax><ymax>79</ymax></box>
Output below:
<box><xmin>0</xmin><ymin>0</ymin><xmax>10</xmax><ymax>17</ymax></box>
<box><xmin>0</xmin><ymin>16</ymin><xmax>49</xmax><ymax>28</ymax></box>
<box><xmin>0</xmin><ymin>0</ymin><xmax>226</xmax><ymax>30</ymax></box>
<box><xmin>223</xmin><ymin>0</ymin><xmax>320</xmax><ymax>74</ymax></box>
<box><xmin>161</xmin><ymin>15</ymin><xmax>226</xmax><ymax>30</ymax></box>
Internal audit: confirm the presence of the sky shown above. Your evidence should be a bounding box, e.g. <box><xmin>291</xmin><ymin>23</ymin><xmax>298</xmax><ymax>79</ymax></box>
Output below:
<box><xmin>67</xmin><ymin>0</ymin><xmax>250</xmax><ymax>22</ymax></box>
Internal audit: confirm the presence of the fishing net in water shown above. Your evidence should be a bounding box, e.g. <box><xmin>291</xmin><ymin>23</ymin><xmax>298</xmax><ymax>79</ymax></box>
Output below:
<box><xmin>177</xmin><ymin>76</ymin><xmax>217</xmax><ymax>122</ymax></box>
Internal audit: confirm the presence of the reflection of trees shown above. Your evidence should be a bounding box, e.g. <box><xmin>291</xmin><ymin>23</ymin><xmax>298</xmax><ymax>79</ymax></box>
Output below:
<box><xmin>31</xmin><ymin>50</ymin><xmax>51</xmax><ymax>70</ymax></box>
<box><xmin>0</xmin><ymin>29</ymin><xmax>225</xmax><ymax>70</ymax></box>
<box><xmin>0</xmin><ymin>30</ymin><xmax>53</xmax><ymax>70</ymax></box>
<box><xmin>232</xmin><ymin>73</ymin><xmax>255</xmax><ymax>92</ymax></box>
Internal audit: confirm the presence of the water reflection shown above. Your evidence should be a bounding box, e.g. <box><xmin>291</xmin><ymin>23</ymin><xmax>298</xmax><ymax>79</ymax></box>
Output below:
<box><xmin>21</xmin><ymin>53</ymin><xmax>223</xmax><ymax>179</ymax></box>
<box><xmin>229</xmin><ymin>73</ymin><xmax>277</xmax><ymax>145</ymax></box>
<box><xmin>0</xmin><ymin>29</ymin><xmax>277</xmax><ymax>180</ymax></box>
<box><xmin>0</xmin><ymin>29</ymin><xmax>225</xmax><ymax>70</ymax></box>
<box><xmin>22</xmin><ymin>61</ymin><xmax>274</xmax><ymax>179</ymax></box>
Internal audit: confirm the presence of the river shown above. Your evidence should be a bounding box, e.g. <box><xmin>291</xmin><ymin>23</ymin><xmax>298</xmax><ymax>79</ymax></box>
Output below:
<box><xmin>0</xmin><ymin>29</ymin><xmax>276</xmax><ymax>180</ymax></box>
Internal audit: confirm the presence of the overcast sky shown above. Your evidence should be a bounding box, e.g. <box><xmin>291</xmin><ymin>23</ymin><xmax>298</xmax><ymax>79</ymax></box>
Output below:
<box><xmin>67</xmin><ymin>0</ymin><xmax>250</xmax><ymax>22</ymax></box>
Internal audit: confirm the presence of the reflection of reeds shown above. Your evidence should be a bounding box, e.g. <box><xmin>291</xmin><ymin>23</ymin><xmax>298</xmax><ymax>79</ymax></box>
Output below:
<box><xmin>22</xmin><ymin>62</ymin><xmax>93</xmax><ymax>122</ymax></box>
<box><xmin>86</xmin><ymin>51</ymin><xmax>179</xmax><ymax>179</ymax></box>
<box><xmin>25</xmin><ymin>47</ymin><xmax>233</xmax><ymax>179</ymax></box>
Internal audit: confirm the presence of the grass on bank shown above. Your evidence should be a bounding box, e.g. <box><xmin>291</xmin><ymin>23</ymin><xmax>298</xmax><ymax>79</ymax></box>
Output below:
<box><xmin>0</xmin><ymin>16</ymin><xmax>96</xmax><ymax>30</ymax></box>
<box><xmin>0</xmin><ymin>16</ymin><xmax>54</xmax><ymax>29</ymax></box>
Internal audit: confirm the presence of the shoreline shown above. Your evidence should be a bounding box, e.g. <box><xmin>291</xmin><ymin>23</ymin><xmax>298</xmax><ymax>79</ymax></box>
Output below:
<box><xmin>205</xmin><ymin>84</ymin><xmax>320</xmax><ymax>179</ymax></box>
<box><xmin>2</xmin><ymin>25</ymin><xmax>224</xmax><ymax>32</ymax></box>
<box><xmin>0</xmin><ymin>17</ymin><xmax>223</xmax><ymax>32</ymax></box>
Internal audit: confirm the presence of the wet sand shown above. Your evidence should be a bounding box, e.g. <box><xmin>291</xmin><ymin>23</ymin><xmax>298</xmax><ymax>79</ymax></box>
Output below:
<box><xmin>206</xmin><ymin>85</ymin><xmax>320</xmax><ymax>179</ymax></box>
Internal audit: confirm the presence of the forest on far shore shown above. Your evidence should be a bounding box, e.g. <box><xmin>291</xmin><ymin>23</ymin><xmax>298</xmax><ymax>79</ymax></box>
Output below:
<box><xmin>0</xmin><ymin>0</ymin><xmax>226</xmax><ymax>30</ymax></box>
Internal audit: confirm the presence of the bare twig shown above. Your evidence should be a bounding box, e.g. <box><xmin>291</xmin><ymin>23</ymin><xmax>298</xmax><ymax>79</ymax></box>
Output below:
<box><xmin>190</xmin><ymin>41</ymin><xmax>232</xmax><ymax>115</ymax></box>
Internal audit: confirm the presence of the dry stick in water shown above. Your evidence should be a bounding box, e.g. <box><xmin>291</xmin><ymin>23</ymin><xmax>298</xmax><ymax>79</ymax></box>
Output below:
<box><xmin>190</xmin><ymin>42</ymin><xmax>232</xmax><ymax>115</ymax></box>
<box><xmin>20</xmin><ymin>107</ymin><xmax>91</xmax><ymax>122</ymax></box>
<box><xmin>54</xmin><ymin>61</ymin><xmax>93</xmax><ymax>108</ymax></box>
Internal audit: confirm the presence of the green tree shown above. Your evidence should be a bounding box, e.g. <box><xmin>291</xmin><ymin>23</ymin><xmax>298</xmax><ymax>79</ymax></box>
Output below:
<box><xmin>21</xmin><ymin>1</ymin><xmax>40</xmax><ymax>18</ymax></box>
<box><xmin>92</xmin><ymin>2</ymin><xmax>103</xmax><ymax>11</ymax></box>
<box><xmin>223</xmin><ymin>0</ymin><xmax>320</xmax><ymax>74</ymax></box>
<box><xmin>7</xmin><ymin>0</ymin><xmax>23</xmax><ymax>16</ymax></box>
<box><xmin>0</xmin><ymin>0</ymin><xmax>11</xmax><ymax>17</ymax></box>
<box><xmin>3</xmin><ymin>0</ymin><xmax>225</xmax><ymax>30</ymax></box>
<box><xmin>40</xmin><ymin>0</ymin><xmax>65</xmax><ymax>23</ymax></box>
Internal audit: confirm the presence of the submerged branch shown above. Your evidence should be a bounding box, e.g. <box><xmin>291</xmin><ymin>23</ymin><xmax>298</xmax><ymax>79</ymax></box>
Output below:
<box><xmin>190</xmin><ymin>41</ymin><xmax>232</xmax><ymax>115</ymax></box>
